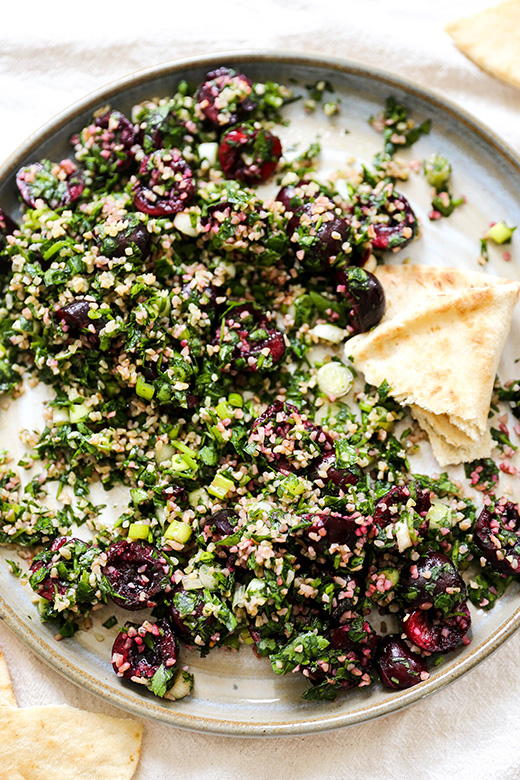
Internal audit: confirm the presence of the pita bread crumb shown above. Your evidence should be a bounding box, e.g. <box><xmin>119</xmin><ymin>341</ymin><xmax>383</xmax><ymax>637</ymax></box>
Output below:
<box><xmin>446</xmin><ymin>1</ymin><xmax>520</xmax><ymax>90</ymax></box>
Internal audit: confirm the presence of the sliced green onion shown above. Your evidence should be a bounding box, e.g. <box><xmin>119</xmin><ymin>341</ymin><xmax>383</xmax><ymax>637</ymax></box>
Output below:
<box><xmin>164</xmin><ymin>670</ymin><xmax>194</xmax><ymax>701</ymax></box>
<box><xmin>164</xmin><ymin>520</ymin><xmax>192</xmax><ymax>544</ymax></box>
<box><xmin>136</xmin><ymin>375</ymin><xmax>155</xmax><ymax>400</ymax></box>
<box><xmin>130</xmin><ymin>488</ymin><xmax>149</xmax><ymax>505</ymax></box>
<box><xmin>317</xmin><ymin>362</ymin><xmax>352</xmax><ymax>398</ymax></box>
<box><xmin>311</xmin><ymin>323</ymin><xmax>346</xmax><ymax>343</ymax></box>
<box><xmin>283</xmin><ymin>474</ymin><xmax>306</xmax><ymax>497</ymax></box>
<box><xmin>216</xmin><ymin>401</ymin><xmax>233</xmax><ymax>420</ymax></box>
<box><xmin>42</xmin><ymin>239</ymin><xmax>70</xmax><ymax>261</ymax></box>
<box><xmin>188</xmin><ymin>488</ymin><xmax>209</xmax><ymax>509</ymax></box>
<box><xmin>170</xmin><ymin>454</ymin><xmax>193</xmax><ymax>472</ymax></box>
<box><xmin>128</xmin><ymin>523</ymin><xmax>150</xmax><ymax>540</ymax></box>
<box><xmin>208</xmin><ymin>473</ymin><xmax>234</xmax><ymax>499</ymax></box>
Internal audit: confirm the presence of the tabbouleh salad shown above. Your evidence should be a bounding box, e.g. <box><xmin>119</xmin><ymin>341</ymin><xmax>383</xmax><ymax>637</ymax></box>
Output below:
<box><xmin>0</xmin><ymin>66</ymin><xmax>518</xmax><ymax>702</ymax></box>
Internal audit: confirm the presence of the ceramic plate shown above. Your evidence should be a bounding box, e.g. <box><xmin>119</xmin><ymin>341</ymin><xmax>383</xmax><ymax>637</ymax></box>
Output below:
<box><xmin>1</xmin><ymin>52</ymin><xmax>520</xmax><ymax>736</ymax></box>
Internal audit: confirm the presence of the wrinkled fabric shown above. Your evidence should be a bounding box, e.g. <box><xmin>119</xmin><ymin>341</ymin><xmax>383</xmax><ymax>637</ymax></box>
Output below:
<box><xmin>1</xmin><ymin>1</ymin><xmax>520</xmax><ymax>778</ymax></box>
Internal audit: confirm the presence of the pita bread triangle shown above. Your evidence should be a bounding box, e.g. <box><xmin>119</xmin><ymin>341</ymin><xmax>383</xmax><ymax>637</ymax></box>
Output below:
<box><xmin>446</xmin><ymin>1</ymin><xmax>520</xmax><ymax>91</ymax></box>
<box><xmin>0</xmin><ymin>648</ymin><xmax>142</xmax><ymax>780</ymax></box>
<box><xmin>346</xmin><ymin>265</ymin><xmax>520</xmax><ymax>465</ymax></box>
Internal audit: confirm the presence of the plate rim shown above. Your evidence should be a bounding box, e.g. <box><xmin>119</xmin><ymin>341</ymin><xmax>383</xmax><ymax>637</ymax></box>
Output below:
<box><xmin>1</xmin><ymin>50</ymin><xmax>519</xmax><ymax>736</ymax></box>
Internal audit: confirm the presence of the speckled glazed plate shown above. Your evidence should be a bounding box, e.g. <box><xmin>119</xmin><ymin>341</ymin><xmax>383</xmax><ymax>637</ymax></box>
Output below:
<box><xmin>1</xmin><ymin>52</ymin><xmax>520</xmax><ymax>736</ymax></box>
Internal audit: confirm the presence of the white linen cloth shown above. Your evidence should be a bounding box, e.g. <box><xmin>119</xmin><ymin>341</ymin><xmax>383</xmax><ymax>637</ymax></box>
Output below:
<box><xmin>1</xmin><ymin>1</ymin><xmax>520</xmax><ymax>778</ymax></box>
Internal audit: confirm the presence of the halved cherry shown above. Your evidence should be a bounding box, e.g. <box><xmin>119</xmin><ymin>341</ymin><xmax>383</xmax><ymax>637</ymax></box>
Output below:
<box><xmin>214</xmin><ymin>302</ymin><xmax>285</xmax><ymax>373</ymax></box>
<box><xmin>400</xmin><ymin>551</ymin><xmax>466</xmax><ymax>612</ymax></box>
<box><xmin>357</xmin><ymin>186</ymin><xmax>417</xmax><ymax>251</ymax></box>
<box><xmin>219</xmin><ymin>125</ymin><xmax>282</xmax><ymax>185</ymax></box>
<box><xmin>334</xmin><ymin>266</ymin><xmax>385</xmax><ymax>333</ymax></box>
<box><xmin>249</xmin><ymin>400</ymin><xmax>333</xmax><ymax>472</ymax></box>
<box><xmin>133</xmin><ymin>149</ymin><xmax>195</xmax><ymax>216</ymax></box>
<box><xmin>308</xmin><ymin>451</ymin><xmax>360</xmax><ymax>493</ymax></box>
<box><xmin>54</xmin><ymin>299</ymin><xmax>107</xmax><ymax>342</ymax></box>
<box><xmin>96</xmin><ymin>214</ymin><xmax>151</xmax><ymax>260</ymax></box>
<box><xmin>72</xmin><ymin>109</ymin><xmax>136</xmax><ymax>176</ymax></box>
<box><xmin>286</xmin><ymin>198</ymin><xmax>351</xmax><ymax>274</ymax></box>
<box><xmin>376</xmin><ymin>636</ymin><xmax>429</xmax><ymax>689</ymax></box>
<box><xmin>403</xmin><ymin>603</ymin><xmax>471</xmax><ymax>653</ymax></box>
<box><xmin>473</xmin><ymin>501</ymin><xmax>520</xmax><ymax>577</ymax></box>
<box><xmin>29</xmin><ymin>537</ymin><xmax>85</xmax><ymax>601</ymax></box>
<box><xmin>373</xmin><ymin>485</ymin><xmax>431</xmax><ymax>528</ymax></box>
<box><xmin>16</xmin><ymin>159</ymin><xmax>84</xmax><ymax>210</ymax></box>
<box><xmin>111</xmin><ymin>619</ymin><xmax>178</xmax><ymax>688</ymax></box>
<box><xmin>103</xmin><ymin>540</ymin><xmax>170</xmax><ymax>610</ymax></box>
<box><xmin>196</xmin><ymin>67</ymin><xmax>256</xmax><ymax>126</ymax></box>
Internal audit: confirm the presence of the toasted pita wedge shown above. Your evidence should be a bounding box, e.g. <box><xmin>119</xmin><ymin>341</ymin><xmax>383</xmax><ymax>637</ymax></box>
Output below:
<box><xmin>374</xmin><ymin>264</ymin><xmax>508</xmax><ymax>322</ymax></box>
<box><xmin>0</xmin><ymin>651</ymin><xmax>17</xmax><ymax>709</ymax></box>
<box><xmin>446</xmin><ymin>0</ymin><xmax>520</xmax><ymax>90</ymax></box>
<box><xmin>0</xmin><ymin>704</ymin><xmax>142</xmax><ymax>780</ymax></box>
<box><xmin>347</xmin><ymin>268</ymin><xmax>520</xmax><ymax>464</ymax></box>
<box><xmin>411</xmin><ymin>407</ymin><xmax>494</xmax><ymax>467</ymax></box>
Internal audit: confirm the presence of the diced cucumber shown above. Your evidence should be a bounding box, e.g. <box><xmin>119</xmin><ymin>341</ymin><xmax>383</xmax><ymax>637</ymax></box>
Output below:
<box><xmin>486</xmin><ymin>221</ymin><xmax>516</xmax><ymax>244</ymax></box>
<box><xmin>53</xmin><ymin>408</ymin><xmax>70</xmax><ymax>425</ymax></box>
<box><xmin>228</xmin><ymin>392</ymin><xmax>243</xmax><ymax>408</ymax></box>
<box><xmin>69</xmin><ymin>403</ymin><xmax>89</xmax><ymax>423</ymax></box>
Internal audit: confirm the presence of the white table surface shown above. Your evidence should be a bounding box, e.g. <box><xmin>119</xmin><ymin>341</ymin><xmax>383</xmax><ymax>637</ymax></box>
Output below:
<box><xmin>1</xmin><ymin>1</ymin><xmax>520</xmax><ymax>778</ymax></box>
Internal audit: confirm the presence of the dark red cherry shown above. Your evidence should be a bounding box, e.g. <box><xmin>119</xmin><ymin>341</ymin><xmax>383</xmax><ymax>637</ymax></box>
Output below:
<box><xmin>373</xmin><ymin>485</ymin><xmax>430</xmax><ymax>528</ymax></box>
<box><xmin>72</xmin><ymin>109</ymin><xmax>136</xmax><ymax>177</ymax></box>
<box><xmin>29</xmin><ymin>537</ymin><xmax>84</xmax><ymax>601</ymax></box>
<box><xmin>400</xmin><ymin>551</ymin><xmax>467</xmax><ymax>612</ymax></box>
<box><xmin>16</xmin><ymin>160</ymin><xmax>84</xmax><ymax>210</ymax></box>
<box><xmin>214</xmin><ymin>302</ymin><xmax>286</xmax><ymax>373</ymax></box>
<box><xmin>133</xmin><ymin>149</ymin><xmax>195</xmax><ymax>216</ymax></box>
<box><xmin>54</xmin><ymin>299</ymin><xmax>107</xmax><ymax>339</ymax></box>
<box><xmin>403</xmin><ymin>603</ymin><xmax>471</xmax><ymax>653</ymax></box>
<box><xmin>308</xmin><ymin>451</ymin><xmax>360</xmax><ymax>493</ymax></box>
<box><xmin>275</xmin><ymin>179</ymin><xmax>321</xmax><ymax>212</ymax></box>
<box><xmin>376</xmin><ymin>636</ymin><xmax>428</xmax><ymax>689</ymax></box>
<box><xmin>334</xmin><ymin>266</ymin><xmax>385</xmax><ymax>333</ymax></box>
<box><xmin>358</xmin><ymin>187</ymin><xmax>417</xmax><ymax>251</ymax></box>
<box><xmin>196</xmin><ymin>67</ymin><xmax>256</xmax><ymax>127</ymax></box>
<box><xmin>111</xmin><ymin>619</ymin><xmax>178</xmax><ymax>686</ymax></box>
<box><xmin>219</xmin><ymin>125</ymin><xmax>282</xmax><ymax>185</ymax></box>
<box><xmin>103</xmin><ymin>540</ymin><xmax>170</xmax><ymax>610</ymax></box>
<box><xmin>286</xmin><ymin>200</ymin><xmax>351</xmax><ymax>274</ymax></box>
<box><xmin>97</xmin><ymin>215</ymin><xmax>151</xmax><ymax>260</ymax></box>
<box><xmin>473</xmin><ymin>501</ymin><xmax>520</xmax><ymax>577</ymax></box>
<box><xmin>202</xmin><ymin>510</ymin><xmax>238</xmax><ymax>541</ymax></box>
<box><xmin>305</xmin><ymin>512</ymin><xmax>361</xmax><ymax>551</ymax></box>
<box><xmin>249</xmin><ymin>401</ymin><xmax>333</xmax><ymax>472</ymax></box>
